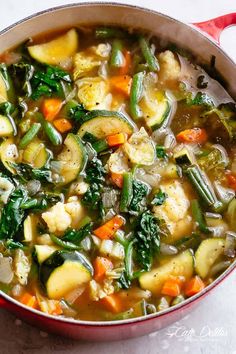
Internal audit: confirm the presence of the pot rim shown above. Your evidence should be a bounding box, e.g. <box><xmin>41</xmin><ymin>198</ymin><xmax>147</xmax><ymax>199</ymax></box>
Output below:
<box><xmin>0</xmin><ymin>1</ymin><xmax>235</xmax><ymax>327</ymax></box>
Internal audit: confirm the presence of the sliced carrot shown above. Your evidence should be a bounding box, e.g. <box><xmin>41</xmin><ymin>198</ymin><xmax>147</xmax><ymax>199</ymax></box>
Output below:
<box><xmin>176</xmin><ymin>128</ymin><xmax>207</xmax><ymax>144</ymax></box>
<box><xmin>41</xmin><ymin>98</ymin><xmax>62</xmax><ymax>121</ymax></box>
<box><xmin>110</xmin><ymin>75</ymin><xmax>132</xmax><ymax>97</ymax></box>
<box><xmin>100</xmin><ymin>294</ymin><xmax>122</xmax><ymax>313</ymax></box>
<box><xmin>161</xmin><ymin>278</ymin><xmax>181</xmax><ymax>297</ymax></box>
<box><xmin>111</xmin><ymin>172</ymin><xmax>123</xmax><ymax>188</ymax></box>
<box><xmin>184</xmin><ymin>276</ymin><xmax>205</xmax><ymax>297</ymax></box>
<box><xmin>106</xmin><ymin>133</ymin><xmax>127</xmax><ymax>147</ymax></box>
<box><xmin>53</xmin><ymin>118</ymin><xmax>72</xmax><ymax>133</ymax></box>
<box><xmin>39</xmin><ymin>299</ymin><xmax>63</xmax><ymax>315</ymax></box>
<box><xmin>119</xmin><ymin>50</ymin><xmax>131</xmax><ymax>75</ymax></box>
<box><xmin>19</xmin><ymin>292</ymin><xmax>38</xmax><ymax>309</ymax></box>
<box><xmin>94</xmin><ymin>257</ymin><xmax>113</xmax><ymax>281</ymax></box>
<box><xmin>93</xmin><ymin>215</ymin><xmax>124</xmax><ymax>239</ymax></box>
<box><xmin>50</xmin><ymin>301</ymin><xmax>63</xmax><ymax>316</ymax></box>
<box><xmin>226</xmin><ymin>173</ymin><xmax>236</xmax><ymax>191</ymax></box>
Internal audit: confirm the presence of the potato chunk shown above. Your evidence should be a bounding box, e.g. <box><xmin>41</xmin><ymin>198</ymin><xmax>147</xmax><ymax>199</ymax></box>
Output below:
<box><xmin>158</xmin><ymin>50</ymin><xmax>180</xmax><ymax>83</ymax></box>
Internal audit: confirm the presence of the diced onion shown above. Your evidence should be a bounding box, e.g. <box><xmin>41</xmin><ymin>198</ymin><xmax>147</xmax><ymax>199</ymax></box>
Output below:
<box><xmin>224</xmin><ymin>232</ymin><xmax>236</xmax><ymax>258</ymax></box>
<box><xmin>209</xmin><ymin>261</ymin><xmax>231</xmax><ymax>277</ymax></box>
<box><xmin>0</xmin><ymin>257</ymin><xmax>13</xmax><ymax>284</ymax></box>
<box><xmin>160</xmin><ymin>243</ymin><xmax>178</xmax><ymax>255</ymax></box>
<box><xmin>64</xmin><ymin>286</ymin><xmax>85</xmax><ymax>304</ymax></box>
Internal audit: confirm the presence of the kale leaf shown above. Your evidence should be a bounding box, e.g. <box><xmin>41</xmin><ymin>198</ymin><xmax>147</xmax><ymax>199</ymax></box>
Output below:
<box><xmin>134</xmin><ymin>210</ymin><xmax>160</xmax><ymax>271</ymax></box>
<box><xmin>30</xmin><ymin>65</ymin><xmax>71</xmax><ymax>100</ymax></box>
<box><xmin>12</xmin><ymin>163</ymin><xmax>52</xmax><ymax>183</ymax></box>
<box><xmin>10</xmin><ymin>62</ymin><xmax>34</xmax><ymax>97</ymax></box>
<box><xmin>129</xmin><ymin>180</ymin><xmax>149</xmax><ymax>215</ymax></box>
<box><xmin>117</xmin><ymin>270</ymin><xmax>131</xmax><ymax>290</ymax></box>
<box><xmin>156</xmin><ymin>145</ymin><xmax>168</xmax><ymax>159</ymax></box>
<box><xmin>0</xmin><ymin>188</ymin><xmax>28</xmax><ymax>240</ymax></box>
<box><xmin>186</xmin><ymin>92</ymin><xmax>214</xmax><ymax>107</ymax></box>
<box><xmin>62</xmin><ymin>222</ymin><xmax>93</xmax><ymax>245</ymax></box>
<box><xmin>151</xmin><ymin>189</ymin><xmax>167</xmax><ymax>206</ymax></box>
<box><xmin>69</xmin><ymin>103</ymin><xmax>90</xmax><ymax>123</ymax></box>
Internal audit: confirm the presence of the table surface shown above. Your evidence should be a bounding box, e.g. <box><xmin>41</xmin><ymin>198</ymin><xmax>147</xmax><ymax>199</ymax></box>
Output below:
<box><xmin>0</xmin><ymin>1</ymin><xmax>236</xmax><ymax>353</ymax></box>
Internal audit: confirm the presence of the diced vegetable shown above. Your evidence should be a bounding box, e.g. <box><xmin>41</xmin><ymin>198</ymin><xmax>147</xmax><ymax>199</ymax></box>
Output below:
<box><xmin>94</xmin><ymin>257</ymin><xmax>113</xmax><ymax>281</ymax></box>
<box><xmin>76</xmin><ymin>77</ymin><xmax>110</xmax><ymax>110</ymax></box>
<box><xmin>100</xmin><ymin>294</ymin><xmax>122</xmax><ymax>313</ymax></box>
<box><xmin>34</xmin><ymin>245</ymin><xmax>58</xmax><ymax>264</ymax></box>
<box><xmin>111</xmin><ymin>172</ymin><xmax>123</xmax><ymax>188</ymax></box>
<box><xmin>93</xmin><ymin>215</ymin><xmax>124</xmax><ymax>239</ymax></box>
<box><xmin>41</xmin><ymin>98</ymin><xmax>62</xmax><ymax>121</ymax></box>
<box><xmin>28</xmin><ymin>29</ymin><xmax>78</xmax><ymax>65</ymax></box>
<box><xmin>184</xmin><ymin>276</ymin><xmax>205</xmax><ymax>297</ymax></box>
<box><xmin>139</xmin><ymin>250</ymin><xmax>194</xmax><ymax>295</ymax></box>
<box><xmin>161</xmin><ymin>277</ymin><xmax>182</xmax><ymax>297</ymax></box>
<box><xmin>23</xmin><ymin>214</ymin><xmax>37</xmax><ymax>242</ymax></box>
<box><xmin>0</xmin><ymin>114</ymin><xmax>14</xmax><ymax>137</ymax></box>
<box><xmin>56</xmin><ymin>133</ymin><xmax>88</xmax><ymax>185</ymax></box>
<box><xmin>174</xmin><ymin>147</ymin><xmax>194</xmax><ymax>166</ymax></box>
<box><xmin>176</xmin><ymin>128</ymin><xmax>208</xmax><ymax>144</ymax></box>
<box><xmin>78</xmin><ymin>110</ymin><xmax>135</xmax><ymax>139</ymax></box>
<box><xmin>39</xmin><ymin>250</ymin><xmax>93</xmax><ymax>299</ymax></box>
<box><xmin>195</xmin><ymin>238</ymin><xmax>225</xmax><ymax>278</ymax></box>
<box><xmin>110</xmin><ymin>75</ymin><xmax>132</xmax><ymax>97</ymax></box>
<box><xmin>106</xmin><ymin>132</ymin><xmax>127</xmax><ymax>147</ymax></box>
<box><xmin>19</xmin><ymin>292</ymin><xmax>38</xmax><ymax>309</ymax></box>
<box><xmin>53</xmin><ymin>118</ymin><xmax>72</xmax><ymax>133</ymax></box>
<box><xmin>123</xmin><ymin>128</ymin><xmax>156</xmax><ymax>166</ymax></box>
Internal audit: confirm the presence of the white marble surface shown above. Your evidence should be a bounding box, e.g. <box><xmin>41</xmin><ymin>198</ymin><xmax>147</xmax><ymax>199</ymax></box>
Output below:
<box><xmin>0</xmin><ymin>1</ymin><xmax>236</xmax><ymax>353</ymax></box>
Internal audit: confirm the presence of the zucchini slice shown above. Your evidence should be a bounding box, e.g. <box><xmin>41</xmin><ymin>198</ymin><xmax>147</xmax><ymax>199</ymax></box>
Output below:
<box><xmin>22</xmin><ymin>138</ymin><xmax>48</xmax><ymax>168</ymax></box>
<box><xmin>0</xmin><ymin>115</ymin><xmax>14</xmax><ymax>137</ymax></box>
<box><xmin>0</xmin><ymin>138</ymin><xmax>18</xmax><ymax>173</ymax></box>
<box><xmin>28</xmin><ymin>29</ymin><xmax>78</xmax><ymax>66</ymax></box>
<box><xmin>195</xmin><ymin>238</ymin><xmax>225</xmax><ymax>279</ymax></box>
<box><xmin>174</xmin><ymin>147</ymin><xmax>194</xmax><ymax>166</ymax></box>
<box><xmin>23</xmin><ymin>214</ymin><xmax>37</xmax><ymax>243</ymax></box>
<box><xmin>34</xmin><ymin>245</ymin><xmax>58</xmax><ymax>264</ymax></box>
<box><xmin>139</xmin><ymin>250</ymin><xmax>194</xmax><ymax>295</ymax></box>
<box><xmin>78</xmin><ymin>110</ymin><xmax>135</xmax><ymax>139</ymax></box>
<box><xmin>56</xmin><ymin>133</ymin><xmax>87</xmax><ymax>185</ymax></box>
<box><xmin>39</xmin><ymin>250</ymin><xmax>93</xmax><ymax>299</ymax></box>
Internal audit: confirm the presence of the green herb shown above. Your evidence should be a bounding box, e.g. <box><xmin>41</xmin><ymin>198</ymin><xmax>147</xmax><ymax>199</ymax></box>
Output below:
<box><xmin>11</xmin><ymin>62</ymin><xmax>34</xmax><ymax>97</ymax></box>
<box><xmin>0</xmin><ymin>188</ymin><xmax>27</xmax><ymax>240</ymax></box>
<box><xmin>129</xmin><ymin>180</ymin><xmax>149</xmax><ymax>215</ymax></box>
<box><xmin>69</xmin><ymin>103</ymin><xmax>89</xmax><ymax>123</ymax></box>
<box><xmin>62</xmin><ymin>223</ymin><xmax>93</xmax><ymax>244</ymax></box>
<box><xmin>151</xmin><ymin>189</ymin><xmax>167</xmax><ymax>206</ymax></box>
<box><xmin>117</xmin><ymin>270</ymin><xmax>131</xmax><ymax>289</ymax></box>
<box><xmin>5</xmin><ymin>239</ymin><xmax>24</xmax><ymax>249</ymax></box>
<box><xmin>30</xmin><ymin>65</ymin><xmax>71</xmax><ymax>100</ymax></box>
<box><xmin>134</xmin><ymin>210</ymin><xmax>160</xmax><ymax>271</ymax></box>
<box><xmin>156</xmin><ymin>145</ymin><xmax>168</xmax><ymax>159</ymax></box>
<box><xmin>11</xmin><ymin>163</ymin><xmax>52</xmax><ymax>183</ymax></box>
<box><xmin>186</xmin><ymin>92</ymin><xmax>214</xmax><ymax>107</ymax></box>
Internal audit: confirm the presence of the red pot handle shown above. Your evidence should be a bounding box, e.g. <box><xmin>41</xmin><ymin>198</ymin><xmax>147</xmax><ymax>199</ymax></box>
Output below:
<box><xmin>193</xmin><ymin>13</ymin><xmax>236</xmax><ymax>44</ymax></box>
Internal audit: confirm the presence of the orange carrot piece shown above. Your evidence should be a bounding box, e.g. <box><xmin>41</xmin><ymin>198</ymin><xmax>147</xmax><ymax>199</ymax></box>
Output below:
<box><xmin>93</xmin><ymin>215</ymin><xmax>124</xmax><ymax>239</ymax></box>
<box><xmin>50</xmin><ymin>301</ymin><xmax>63</xmax><ymax>316</ymax></box>
<box><xmin>53</xmin><ymin>118</ymin><xmax>72</xmax><ymax>133</ymax></box>
<box><xmin>226</xmin><ymin>173</ymin><xmax>236</xmax><ymax>191</ymax></box>
<box><xmin>176</xmin><ymin>128</ymin><xmax>207</xmax><ymax>144</ymax></box>
<box><xmin>20</xmin><ymin>292</ymin><xmax>38</xmax><ymax>309</ymax></box>
<box><xmin>106</xmin><ymin>133</ymin><xmax>127</xmax><ymax>147</ymax></box>
<box><xmin>100</xmin><ymin>294</ymin><xmax>122</xmax><ymax>313</ymax></box>
<box><xmin>161</xmin><ymin>279</ymin><xmax>181</xmax><ymax>297</ymax></box>
<box><xmin>110</xmin><ymin>75</ymin><xmax>132</xmax><ymax>97</ymax></box>
<box><xmin>184</xmin><ymin>276</ymin><xmax>205</xmax><ymax>297</ymax></box>
<box><xmin>111</xmin><ymin>172</ymin><xmax>123</xmax><ymax>188</ymax></box>
<box><xmin>94</xmin><ymin>257</ymin><xmax>113</xmax><ymax>281</ymax></box>
<box><xmin>41</xmin><ymin>98</ymin><xmax>62</xmax><ymax>121</ymax></box>
<box><xmin>119</xmin><ymin>50</ymin><xmax>131</xmax><ymax>75</ymax></box>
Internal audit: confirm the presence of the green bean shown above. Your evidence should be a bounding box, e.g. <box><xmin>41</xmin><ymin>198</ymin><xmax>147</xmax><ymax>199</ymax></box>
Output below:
<box><xmin>130</xmin><ymin>71</ymin><xmax>145</xmax><ymax>119</ymax></box>
<box><xmin>110</xmin><ymin>39</ymin><xmax>124</xmax><ymax>68</ymax></box>
<box><xmin>92</xmin><ymin>139</ymin><xmax>109</xmax><ymax>153</ymax></box>
<box><xmin>139</xmin><ymin>36</ymin><xmax>159</xmax><ymax>71</ymax></box>
<box><xmin>186</xmin><ymin>165</ymin><xmax>223</xmax><ymax>212</ymax></box>
<box><xmin>120</xmin><ymin>172</ymin><xmax>133</xmax><ymax>212</ymax></box>
<box><xmin>191</xmin><ymin>199</ymin><xmax>210</xmax><ymax>233</ymax></box>
<box><xmin>43</xmin><ymin>121</ymin><xmax>62</xmax><ymax>146</ymax></box>
<box><xmin>95</xmin><ymin>27</ymin><xmax>125</xmax><ymax>39</ymax></box>
<box><xmin>19</xmin><ymin>123</ymin><xmax>41</xmax><ymax>149</ymax></box>
<box><xmin>50</xmin><ymin>234</ymin><xmax>81</xmax><ymax>251</ymax></box>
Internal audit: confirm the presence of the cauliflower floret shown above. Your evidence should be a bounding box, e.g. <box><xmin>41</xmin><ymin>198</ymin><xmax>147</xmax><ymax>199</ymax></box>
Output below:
<box><xmin>14</xmin><ymin>249</ymin><xmax>31</xmax><ymax>285</ymax></box>
<box><xmin>42</xmin><ymin>200</ymin><xmax>84</xmax><ymax>234</ymax></box>
<box><xmin>158</xmin><ymin>50</ymin><xmax>180</xmax><ymax>83</ymax></box>
<box><xmin>153</xmin><ymin>180</ymin><xmax>192</xmax><ymax>242</ymax></box>
<box><xmin>69</xmin><ymin>180</ymin><xmax>89</xmax><ymax>196</ymax></box>
<box><xmin>76</xmin><ymin>77</ymin><xmax>111</xmax><ymax>110</ymax></box>
<box><xmin>123</xmin><ymin>127</ymin><xmax>156</xmax><ymax>166</ymax></box>
<box><xmin>108</xmin><ymin>147</ymin><xmax>129</xmax><ymax>174</ymax></box>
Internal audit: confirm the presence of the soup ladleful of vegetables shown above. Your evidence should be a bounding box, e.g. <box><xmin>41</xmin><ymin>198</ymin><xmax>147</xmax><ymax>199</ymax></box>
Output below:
<box><xmin>0</xmin><ymin>26</ymin><xmax>235</xmax><ymax>321</ymax></box>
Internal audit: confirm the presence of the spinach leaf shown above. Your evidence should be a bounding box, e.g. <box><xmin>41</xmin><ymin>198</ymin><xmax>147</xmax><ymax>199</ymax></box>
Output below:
<box><xmin>134</xmin><ymin>210</ymin><xmax>160</xmax><ymax>271</ymax></box>
<box><xmin>0</xmin><ymin>188</ymin><xmax>27</xmax><ymax>240</ymax></box>
<box><xmin>156</xmin><ymin>145</ymin><xmax>168</xmax><ymax>159</ymax></box>
<box><xmin>69</xmin><ymin>103</ymin><xmax>90</xmax><ymax>123</ymax></box>
<box><xmin>11</xmin><ymin>62</ymin><xmax>34</xmax><ymax>97</ymax></box>
<box><xmin>5</xmin><ymin>239</ymin><xmax>24</xmax><ymax>249</ymax></box>
<box><xmin>129</xmin><ymin>180</ymin><xmax>149</xmax><ymax>215</ymax></box>
<box><xmin>117</xmin><ymin>270</ymin><xmax>131</xmax><ymax>289</ymax></box>
<box><xmin>21</xmin><ymin>192</ymin><xmax>62</xmax><ymax>211</ymax></box>
<box><xmin>151</xmin><ymin>189</ymin><xmax>167</xmax><ymax>206</ymax></box>
<box><xmin>30</xmin><ymin>65</ymin><xmax>71</xmax><ymax>100</ymax></box>
<box><xmin>186</xmin><ymin>92</ymin><xmax>214</xmax><ymax>107</ymax></box>
<box><xmin>62</xmin><ymin>222</ymin><xmax>93</xmax><ymax>245</ymax></box>
<box><xmin>12</xmin><ymin>163</ymin><xmax>52</xmax><ymax>183</ymax></box>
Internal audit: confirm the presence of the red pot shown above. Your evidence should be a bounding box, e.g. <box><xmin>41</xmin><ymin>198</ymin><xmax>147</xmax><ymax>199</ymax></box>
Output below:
<box><xmin>0</xmin><ymin>2</ymin><xmax>236</xmax><ymax>342</ymax></box>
